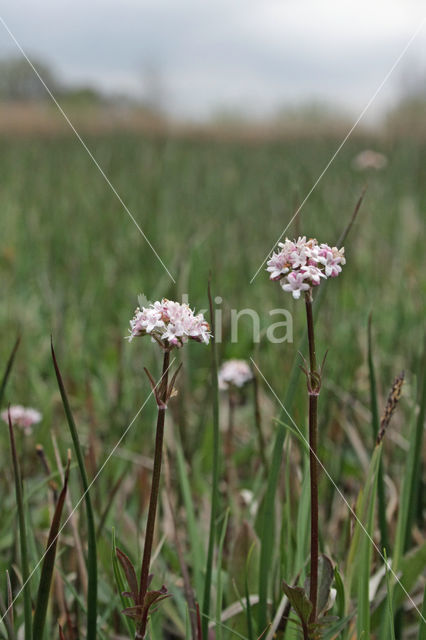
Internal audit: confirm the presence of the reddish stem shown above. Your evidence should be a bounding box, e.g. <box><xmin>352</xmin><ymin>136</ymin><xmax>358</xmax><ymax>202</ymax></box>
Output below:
<box><xmin>304</xmin><ymin>291</ymin><xmax>320</xmax><ymax>627</ymax></box>
<box><xmin>137</xmin><ymin>350</ymin><xmax>170</xmax><ymax>637</ymax></box>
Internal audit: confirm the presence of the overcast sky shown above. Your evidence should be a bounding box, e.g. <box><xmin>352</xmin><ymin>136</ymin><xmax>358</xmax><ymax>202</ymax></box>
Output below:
<box><xmin>0</xmin><ymin>0</ymin><xmax>425</xmax><ymax>121</ymax></box>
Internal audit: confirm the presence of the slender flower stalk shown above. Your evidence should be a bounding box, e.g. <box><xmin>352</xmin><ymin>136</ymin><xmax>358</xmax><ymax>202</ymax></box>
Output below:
<box><xmin>305</xmin><ymin>291</ymin><xmax>320</xmax><ymax>624</ymax></box>
<box><xmin>138</xmin><ymin>349</ymin><xmax>170</xmax><ymax>627</ymax></box>
<box><xmin>119</xmin><ymin>298</ymin><xmax>211</xmax><ymax>639</ymax></box>
<box><xmin>266</xmin><ymin>236</ymin><xmax>345</xmax><ymax>634</ymax></box>
<box><xmin>218</xmin><ymin>359</ymin><xmax>254</xmax><ymax>494</ymax></box>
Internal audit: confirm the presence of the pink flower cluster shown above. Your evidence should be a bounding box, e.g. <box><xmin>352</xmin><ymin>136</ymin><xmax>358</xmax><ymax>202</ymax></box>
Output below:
<box><xmin>128</xmin><ymin>298</ymin><xmax>211</xmax><ymax>349</ymax></box>
<box><xmin>218</xmin><ymin>359</ymin><xmax>253</xmax><ymax>390</ymax></box>
<box><xmin>1</xmin><ymin>405</ymin><xmax>42</xmax><ymax>435</ymax></box>
<box><xmin>267</xmin><ymin>236</ymin><xmax>346</xmax><ymax>299</ymax></box>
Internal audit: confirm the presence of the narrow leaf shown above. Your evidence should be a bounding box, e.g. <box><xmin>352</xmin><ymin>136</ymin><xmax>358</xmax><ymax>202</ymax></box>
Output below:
<box><xmin>0</xmin><ymin>336</ymin><xmax>20</xmax><ymax>407</ymax></box>
<box><xmin>32</xmin><ymin>455</ymin><xmax>71</xmax><ymax>640</ymax></box>
<box><xmin>116</xmin><ymin>548</ymin><xmax>139</xmax><ymax>603</ymax></box>
<box><xmin>258</xmin><ymin>421</ymin><xmax>285</xmax><ymax>633</ymax></box>
<box><xmin>367</xmin><ymin>313</ymin><xmax>388</xmax><ymax>552</ymax></box>
<box><xmin>8</xmin><ymin>409</ymin><xmax>32</xmax><ymax>640</ymax></box>
<box><xmin>51</xmin><ymin>340</ymin><xmax>97</xmax><ymax>640</ymax></box>
<box><xmin>111</xmin><ymin>530</ymin><xmax>135</xmax><ymax>637</ymax></box>
<box><xmin>356</xmin><ymin>444</ymin><xmax>382</xmax><ymax>638</ymax></box>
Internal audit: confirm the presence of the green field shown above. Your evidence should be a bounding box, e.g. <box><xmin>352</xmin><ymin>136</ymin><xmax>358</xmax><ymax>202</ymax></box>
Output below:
<box><xmin>0</xmin><ymin>131</ymin><xmax>424</xmax><ymax>639</ymax></box>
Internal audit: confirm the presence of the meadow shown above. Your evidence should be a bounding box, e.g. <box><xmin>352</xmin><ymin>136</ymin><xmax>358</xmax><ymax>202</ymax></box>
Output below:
<box><xmin>0</xmin><ymin>128</ymin><xmax>424</xmax><ymax>639</ymax></box>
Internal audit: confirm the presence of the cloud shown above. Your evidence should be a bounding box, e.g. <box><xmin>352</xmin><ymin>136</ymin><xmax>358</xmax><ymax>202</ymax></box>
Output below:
<box><xmin>0</xmin><ymin>0</ymin><xmax>424</xmax><ymax>119</ymax></box>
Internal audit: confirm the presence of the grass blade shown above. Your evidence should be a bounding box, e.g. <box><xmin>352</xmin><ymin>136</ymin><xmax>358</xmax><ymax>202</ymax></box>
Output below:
<box><xmin>51</xmin><ymin>340</ymin><xmax>98</xmax><ymax>639</ymax></box>
<box><xmin>7</xmin><ymin>409</ymin><xmax>32</xmax><ymax>640</ymax></box>
<box><xmin>383</xmin><ymin>550</ymin><xmax>396</xmax><ymax>640</ymax></box>
<box><xmin>356</xmin><ymin>444</ymin><xmax>382</xmax><ymax>639</ymax></box>
<box><xmin>202</xmin><ymin>278</ymin><xmax>221</xmax><ymax>640</ymax></box>
<box><xmin>257</xmin><ymin>420</ymin><xmax>286</xmax><ymax>634</ymax></box>
<box><xmin>32</xmin><ymin>454</ymin><xmax>71</xmax><ymax>640</ymax></box>
<box><xmin>367</xmin><ymin>313</ymin><xmax>388</xmax><ymax>553</ymax></box>
<box><xmin>215</xmin><ymin>509</ymin><xmax>230</xmax><ymax>640</ymax></box>
<box><xmin>393</xmin><ymin>375</ymin><xmax>422</xmax><ymax>574</ymax></box>
<box><xmin>404</xmin><ymin>338</ymin><xmax>426</xmax><ymax>549</ymax></box>
<box><xmin>0</xmin><ymin>336</ymin><xmax>20</xmax><ymax>407</ymax></box>
<box><xmin>418</xmin><ymin>585</ymin><xmax>426</xmax><ymax>640</ymax></box>
<box><xmin>175</xmin><ymin>436</ymin><xmax>204</xmax><ymax>603</ymax></box>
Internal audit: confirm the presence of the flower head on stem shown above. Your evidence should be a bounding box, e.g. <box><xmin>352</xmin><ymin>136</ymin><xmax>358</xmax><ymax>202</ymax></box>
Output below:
<box><xmin>128</xmin><ymin>298</ymin><xmax>211</xmax><ymax>348</ymax></box>
<box><xmin>119</xmin><ymin>298</ymin><xmax>210</xmax><ymax>639</ymax></box>
<box><xmin>267</xmin><ymin>237</ymin><xmax>345</xmax><ymax>299</ymax></box>
<box><xmin>268</xmin><ymin>237</ymin><xmax>345</xmax><ymax>635</ymax></box>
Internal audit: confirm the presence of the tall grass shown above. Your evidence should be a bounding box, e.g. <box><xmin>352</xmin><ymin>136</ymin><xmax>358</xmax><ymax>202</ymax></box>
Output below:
<box><xmin>0</xmin><ymin>132</ymin><xmax>424</xmax><ymax>638</ymax></box>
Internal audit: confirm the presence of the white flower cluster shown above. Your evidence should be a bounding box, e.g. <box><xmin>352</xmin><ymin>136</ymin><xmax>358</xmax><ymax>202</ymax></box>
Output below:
<box><xmin>267</xmin><ymin>236</ymin><xmax>346</xmax><ymax>299</ymax></box>
<box><xmin>218</xmin><ymin>359</ymin><xmax>253</xmax><ymax>390</ymax></box>
<box><xmin>1</xmin><ymin>405</ymin><xmax>42</xmax><ymax>435</ymax></box>
<box><xmin>128</xmin><ymin>298</ymin><xmax>211</xmax><ymax>349</ymax></box>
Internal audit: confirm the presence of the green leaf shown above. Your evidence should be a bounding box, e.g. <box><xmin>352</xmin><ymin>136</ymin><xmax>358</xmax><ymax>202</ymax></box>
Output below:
<box><xmin>0</xmin><ymin>336</ymin><xmax>20</xmax><ymax>408</ymax></box>
<box><xmin>393</xmin><ymin>541</ymin><xmax>426</xmax><ymax>612</ymax></box>
<box><xmin>304</xmin><ymin>554</ymin><xmax>334</xmax><ymax>616</ymax></box>
<box><xmin>383</xmin><ymin>550</ymin><xmax>396</xmax><ymax>640</ymax></box>
<box><xmin>230</xmin><ymin>520</ymin><xmax>259</xmax><ymax>596</ymax></box>
<box><xmin>112</xmin><ymin>529</ymin><xmax>136</xmax><ymax>637</ymax></box>
<box><xmin>215</xmin><ymin>509</ymin><xmax>230</xmax><ymax>640</ymax></box>
<box><xmin>405</xmin><ymin>343</ymin><xmax>426</xmax><ymax>550</ymax></box>
<box><xmin>7</xmin><ymin>410</ymin><xmax>32</xmax><ymax>640</ymax></box>
<box><xmin>51</xmin><ymin>341</ymin><xmax>98</xmax><ymax>640</ymax></box>
<box><xmin>257</xmin><ymin>420</ymin><xmax>285</xmax><ymax>634</ymax></box>
<box><xmin>282</xmin><ymin>581</ymin><xmax>312</xmax><ymax>635</ymax></box>
<box><xmin>367</xmin><ymin>313</ymin><xmax>388</xmax><ymax>552</ymax></box>
<box><xmin>418</xmin><ymin>585</ymin><xmax>426</xmax><ymax>640</ymax></box>
<box><xmin>32</xmin><ymin>457</ymin><xmax>70</xmax><ymax>640</ymax></box>
<box><xmin>175</xmin><ymin>436</ymin><xmax>204</xmax><ymax>602</ymax></box>
<box><xmin>321</xmin><ymin>614</ymin><xmax>354</xmax><ymax>639</ymax></box>
<box><xmin>356</xmin><ymin>444</ymin><xmax>382</xmax><ymax>638</ymax></box>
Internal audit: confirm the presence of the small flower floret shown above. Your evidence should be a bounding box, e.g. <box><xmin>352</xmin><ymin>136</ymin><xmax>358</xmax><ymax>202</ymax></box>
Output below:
<box><xmin>128</xmin><ymin>298</ymin><xmax>211</xmax><ymax>349</ymax></box>
<box><xmin>267</xmin><ymin>236</ymin><xmax>345</xmax><ymax>299</ymax></box>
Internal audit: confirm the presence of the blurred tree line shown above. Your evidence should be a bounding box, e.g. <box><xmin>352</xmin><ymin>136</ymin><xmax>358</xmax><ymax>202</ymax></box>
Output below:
<box><xmin>0</xmin><ymin>56</ymin><xmax>102</xmax><ymax>106</ymax></box>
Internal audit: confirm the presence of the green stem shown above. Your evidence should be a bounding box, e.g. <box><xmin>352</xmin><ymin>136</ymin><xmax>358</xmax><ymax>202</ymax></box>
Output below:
<box><xmin>305</xmin><ymin>292</ymin><xmax>319</xmax><ymax>626</ymax></box>
<box><xmin>137</xmin><ymin>349</ymin><xmax>170</xmax><ymax>638</ymax></box>
<box><xmin>8</xmin><ymin>413</ymin><xmax>32</xmax><ymax>640</ymax></box>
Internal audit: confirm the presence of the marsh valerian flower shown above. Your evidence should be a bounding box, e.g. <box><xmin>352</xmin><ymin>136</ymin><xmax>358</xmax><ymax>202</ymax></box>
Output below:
<box><xmin>267</xmin><ymin>236</ymin><xmax>345</xmax><ymax>299</ymax></box>
<box><xmin>218</xmin><ymin>359</ymin><xmax>253</xmax><ymax>390</ymax></box>
<box><xmin>123</xmin><ymin>296</ymin><xmax>210</xmax><ymax>639</ymax></box>
<box><xmin>128</xmin><ymin>298</ymin><xmax>211</xmax><ymax>348</ymax></box>
<box><xmin>1</xmin><ymin>405</ymin><xmax>41</xmax><ymax>435</ymax></box>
